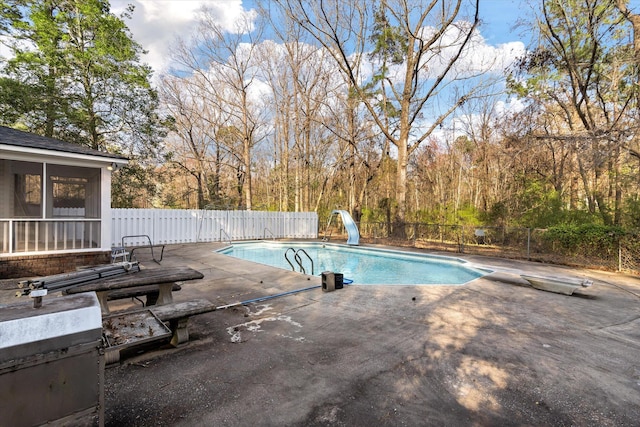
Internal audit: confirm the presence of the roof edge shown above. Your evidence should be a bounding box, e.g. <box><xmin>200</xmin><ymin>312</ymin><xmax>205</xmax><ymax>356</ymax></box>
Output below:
<box><xmin>0</xmin><ymin>125</ymin><xmax>130</xmax><ymax>161</ymax></box>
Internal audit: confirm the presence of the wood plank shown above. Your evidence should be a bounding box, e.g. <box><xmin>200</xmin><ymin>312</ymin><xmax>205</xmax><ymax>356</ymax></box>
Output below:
<box><xmin>150</xmin><ymin>299</ymin><xmax>216</xmax><ymax>321</ymax></box>
<box><xmin>106</xmin><ymin>283</ymin><xmax>182</xmax><ymax>301</ymax></box>
<box><xmin>65</xmin><ymin>267</ymin><xmax>203</xmax><ymax>293</ymax></box>
<box><xmin>149</xmin><ymin>298</ymin><xmax>216</xmax><ymax>346</ymax></box>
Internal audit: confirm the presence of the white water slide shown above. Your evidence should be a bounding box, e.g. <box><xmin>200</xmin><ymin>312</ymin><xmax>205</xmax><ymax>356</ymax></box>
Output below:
<box><xmin>331</xmin><ymin>210</ymin><xmax>360</xmax><ymax>245</ymax></box>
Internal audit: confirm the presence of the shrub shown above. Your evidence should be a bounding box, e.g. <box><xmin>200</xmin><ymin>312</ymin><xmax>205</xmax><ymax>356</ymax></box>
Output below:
<box><xmin>542</xmin><ymin>224</ymin><xmax>624</xmax><ymax>255</ymax></box>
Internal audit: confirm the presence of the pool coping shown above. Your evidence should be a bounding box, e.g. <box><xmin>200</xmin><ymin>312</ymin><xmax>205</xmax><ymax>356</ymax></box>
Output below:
<box><xmin>216</xmin><ymin>239</ymin><xmax>494</xmax><ymax>286</ymax></box>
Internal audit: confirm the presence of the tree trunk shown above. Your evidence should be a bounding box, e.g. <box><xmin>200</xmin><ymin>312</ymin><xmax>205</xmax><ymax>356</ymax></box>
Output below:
<box><xmin>394</xmin><ymin>136</ymin><xmax>408</xmax><ymax>237</ymax></box>
<box><xmin>243</xmin><ymin>136</ymin><xmax>252</xmax><ymax>210</ymax></box>
<box><xmin>196</xmin><ymin>171</ymin><xmax>204</xmax><ymax>209</ymax></box>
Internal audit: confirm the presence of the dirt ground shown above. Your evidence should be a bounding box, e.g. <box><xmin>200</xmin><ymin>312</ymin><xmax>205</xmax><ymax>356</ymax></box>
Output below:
<box><xmin>2</xmin><ymin>242</ymin><xmax>639</xmax><ymax>426</ymax></box>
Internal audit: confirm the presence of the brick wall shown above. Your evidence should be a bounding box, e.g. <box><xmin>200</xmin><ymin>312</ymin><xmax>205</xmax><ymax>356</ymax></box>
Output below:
<box><xmin>0</xmin><ymin>251</ymin><xmax>111</xmax><ymax>279</ymax></box>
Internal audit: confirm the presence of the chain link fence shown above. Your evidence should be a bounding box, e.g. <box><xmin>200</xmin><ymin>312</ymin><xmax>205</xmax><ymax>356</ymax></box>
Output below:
<box><xmin>325</xmin><ymin>221</ymin><xmax>640</xmax><ymax>274</ymax></box>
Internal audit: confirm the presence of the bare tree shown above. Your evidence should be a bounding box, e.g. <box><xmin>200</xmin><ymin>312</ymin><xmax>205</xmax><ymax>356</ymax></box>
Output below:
<box><xmin>510</xmin><ymin>0</ymin><xmax>637</xmax><ymax>225</ymax></box>
<box><xmin>615</xmin><ymin>0</ymin><xmax>640</xmax><ymax>68</ymax></box>
<box><xmin>256</xmin><ymin>7</ymin><xmax>355</xmax><ymax>213</ymax></box>
<box><xmin>169</xmin><ymin>8</ymin><xmax>268</xmax><ymax>210</ymax></box>
<box><xmin>272</xmin><ymin>0</ymin><xmax>489</xmax><ymax>233</ymax></box>
<box><xmin>160</xmin><ymin>73</ymin><xmax>231</xmax><ymax>208</ymax></box>
<box><xmin>255</xmin><ymin>40</ymin><xmax>295</xmax><ymax>210</ymax></box>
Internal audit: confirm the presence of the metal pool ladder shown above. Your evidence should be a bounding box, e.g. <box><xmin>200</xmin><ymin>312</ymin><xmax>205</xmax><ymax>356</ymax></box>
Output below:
<box><xmin>284</xmin><ymin>248</ymin><xmax>314</xmax><ymax>275</ymax></box>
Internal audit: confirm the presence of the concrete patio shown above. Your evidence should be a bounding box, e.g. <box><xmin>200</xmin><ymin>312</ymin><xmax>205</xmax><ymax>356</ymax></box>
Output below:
<box><xmin>3</xmin><ymin>241</ymin><xmax>640</xmax><ymax>425</ymax></box>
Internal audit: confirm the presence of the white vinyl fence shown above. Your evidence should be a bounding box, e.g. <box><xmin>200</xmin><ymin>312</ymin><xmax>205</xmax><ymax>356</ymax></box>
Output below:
<box><xmin>111</xmin><ymin>209</ymin><xmax>318</xmax><ymax>246</ymax></box>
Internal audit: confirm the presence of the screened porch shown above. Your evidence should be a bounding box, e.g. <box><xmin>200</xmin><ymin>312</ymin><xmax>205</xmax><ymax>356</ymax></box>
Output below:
<box><xmin>1</xmin><ymin>159</ymin><xmax>103</xmax><ymax>255</ymax></box>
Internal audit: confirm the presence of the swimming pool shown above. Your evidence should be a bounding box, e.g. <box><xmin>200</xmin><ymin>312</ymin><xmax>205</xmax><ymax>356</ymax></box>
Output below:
<box><xmin>218</xmin><ymin>241</ymin><xmax>489</xmax><ymax>285</ymax></box>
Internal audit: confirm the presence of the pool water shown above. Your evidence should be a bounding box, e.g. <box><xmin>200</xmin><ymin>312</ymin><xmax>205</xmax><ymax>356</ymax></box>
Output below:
<box><xmin>218</xmin><ymin>241</ymin><xmax>489</xmax><ymax>285</ymax></box>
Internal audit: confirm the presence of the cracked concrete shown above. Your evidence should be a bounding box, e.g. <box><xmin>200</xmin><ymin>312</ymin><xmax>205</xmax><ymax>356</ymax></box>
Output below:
<box><xmin>2</xmin><ymin>241</ymin><xmax>639</xmax><ymax>426</ymax></box>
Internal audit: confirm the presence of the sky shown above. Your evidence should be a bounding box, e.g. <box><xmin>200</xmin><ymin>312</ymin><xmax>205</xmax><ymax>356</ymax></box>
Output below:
<box><xmin>110</xmin><ymin>0</ymin><xmax>539</xmax><ymax>79</ymax></box>
<box><xmin>110</xmin><ymin>0</ymin><xmax>255</xmax><ymax>76</ymax></box>
<box><xmin>105</xmin><ymin>0</ymin><xmax>640</xmax><ymax>141</ymax></box>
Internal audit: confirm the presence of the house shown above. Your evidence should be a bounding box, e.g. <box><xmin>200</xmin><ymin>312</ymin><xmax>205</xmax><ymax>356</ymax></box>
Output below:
<box><xmin>0</xmin><ymin>126</ymin><xmax>128</xmax><ymax>278</ymax></box>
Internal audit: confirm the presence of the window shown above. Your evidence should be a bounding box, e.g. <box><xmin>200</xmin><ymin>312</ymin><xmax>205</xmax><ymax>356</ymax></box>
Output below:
<box><xmin>48</xmin><ymin>165</ymin><xmax>100</xmax><ymax>218</ymax></box>
<box><xmin>7</xmin><ymin>161</ymin><xmax>101</xmax><ymax>219</ymax></box>
<box><xmin>12</xmin><ymin>162</ymin><xmax>42</xmax><ymax>218</ymax></box>
<box><xmin>52</xmin><ymin>177</ymin><xmax>88</xmax><ymax>208</ymax></box>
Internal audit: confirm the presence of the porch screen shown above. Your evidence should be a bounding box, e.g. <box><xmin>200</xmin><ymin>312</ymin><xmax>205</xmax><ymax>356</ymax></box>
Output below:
<box><xmin>11</xmin><ymin>161</ymin><xmax>42</xmax><ymax>218</ymax></box>
<box><xmin>47</xmin><ymin>165</ymin><xmax>101</xmax><ymax>218</ymax></box>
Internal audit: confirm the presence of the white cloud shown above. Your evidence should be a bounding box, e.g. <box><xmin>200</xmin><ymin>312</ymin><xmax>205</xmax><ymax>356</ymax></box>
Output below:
<box><xmin>419</xmin><ymin>22</ymin><xmax>526</xmax><ymax>78</ymax></box>
<box><xmin>353</xmin><ymin>21</ymin><xmax>526</xmax><ymax>90</ymax></box>
<box><xmin>460</xmin><ymin>37</ymin><xmax>526</xmax><ymax>75</ymax></box>
<box><xmin>109</xmin><ymin>1</ymin><xmax>524</xmax><ymax>91</ymax></box>
<box><xmin>110</xmin><ymin>0</ymin><xmax>256</xmax><ymax>76</ymax></box>
<box><xmin>0</xmin><ymin>36</ymin><xmax>15</xmax><ymax>62</ymax></box>
<box><xmin>495</xmin><ymin>97</ymin><xmax>526</xmax><ymax>116</ymax></box>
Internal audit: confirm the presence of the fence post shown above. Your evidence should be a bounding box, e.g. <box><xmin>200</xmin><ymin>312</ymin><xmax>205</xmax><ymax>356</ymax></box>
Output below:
<box><xmin>527</xmin><ymin>228</ymin><xmax>531</xmax><ymax>260</ymax></box>
<box><xmin>618</xmin><ymin>240</ymin><xmax>622</xmax><ymax>272</ymax></box>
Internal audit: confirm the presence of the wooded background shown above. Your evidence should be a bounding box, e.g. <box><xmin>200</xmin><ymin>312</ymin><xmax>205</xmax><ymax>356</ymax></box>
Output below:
<box><xmin>2</xmin><ymin>0</ymin><xmax>640</xmax><ymax>269</ymax></box>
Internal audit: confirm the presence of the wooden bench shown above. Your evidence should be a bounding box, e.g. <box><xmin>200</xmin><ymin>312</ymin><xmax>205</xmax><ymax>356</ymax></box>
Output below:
<box><xmin>65</xmin><ymin>266</ymin><xmax>204</xmax><ymax>315</ymax></box>
<box><xmin>150</xmin><ymin>299</ymin><xmax>217</xmax><ymax>347</ymax></box>
<box><xmin>102</xmin><ymin>298</ymin><xmax>214</xmax><ymax>364</ymax></box>
<box><xmin>107</xmin><ymin>283</ymin><xmax>182</xmax><ymax>306</ymax></box>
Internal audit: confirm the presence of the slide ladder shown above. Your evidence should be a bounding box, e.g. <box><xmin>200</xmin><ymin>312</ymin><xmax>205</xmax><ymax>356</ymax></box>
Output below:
<box><xmin>325</xmin><ymin>210</ymin><xmax>360</xmax><ymax>245</ymax></box>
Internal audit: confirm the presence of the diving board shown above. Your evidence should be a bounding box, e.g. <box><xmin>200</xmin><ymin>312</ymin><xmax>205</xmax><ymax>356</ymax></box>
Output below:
<box><xmin>331</xmin><ymin>210</ymin><xmax>360</xmax><ymax>245</ymax></box>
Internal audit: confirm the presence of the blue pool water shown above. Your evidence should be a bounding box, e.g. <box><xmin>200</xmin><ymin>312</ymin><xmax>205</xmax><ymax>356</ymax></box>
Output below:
<box><xmin>218</xmin><ymin>241</ymin><xmax>489</xmax><ymax>285</ymax></box>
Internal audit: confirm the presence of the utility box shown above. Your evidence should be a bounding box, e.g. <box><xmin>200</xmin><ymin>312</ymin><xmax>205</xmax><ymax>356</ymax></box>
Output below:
<box><xmin>322</xmin><ymin>271</ymin><xmax>344</xmax><ymax>292</ymax></box>
<box><xmin>0</xmin><ymin>293</ymin><xmax>105</xmax><ymax>427</ymax></box>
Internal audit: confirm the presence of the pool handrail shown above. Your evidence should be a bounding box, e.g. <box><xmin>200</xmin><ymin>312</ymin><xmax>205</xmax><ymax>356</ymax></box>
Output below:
<box><xmin>284</xmin><ymin>248</ymin><xmax>296</xmax><ymax>271</ymax></box>
<box><xmin>219</xmin><ymin>229</ymin><xmax>231</xmax><ymax>245</ymax></box>
<box><xmin>294</xmin><ymin>248</ymin><xmax>314</xmax><ymax>275</ymax></box>
<box><xmin>284</xmin><ymin>247</ymin><xmax>314</xmax><ymax>275</ymax></box>
<box><xmin>264</xmin><ymin>227</ymin><xmax>275</xmax><ymax>240</ymax></box>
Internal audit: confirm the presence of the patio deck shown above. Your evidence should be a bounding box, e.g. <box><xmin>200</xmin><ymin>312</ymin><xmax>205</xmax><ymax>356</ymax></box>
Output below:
<box><xmin>2</xmin><ymin>241</ymin><xmax>639</xmax><ymax>425</ymax></box>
